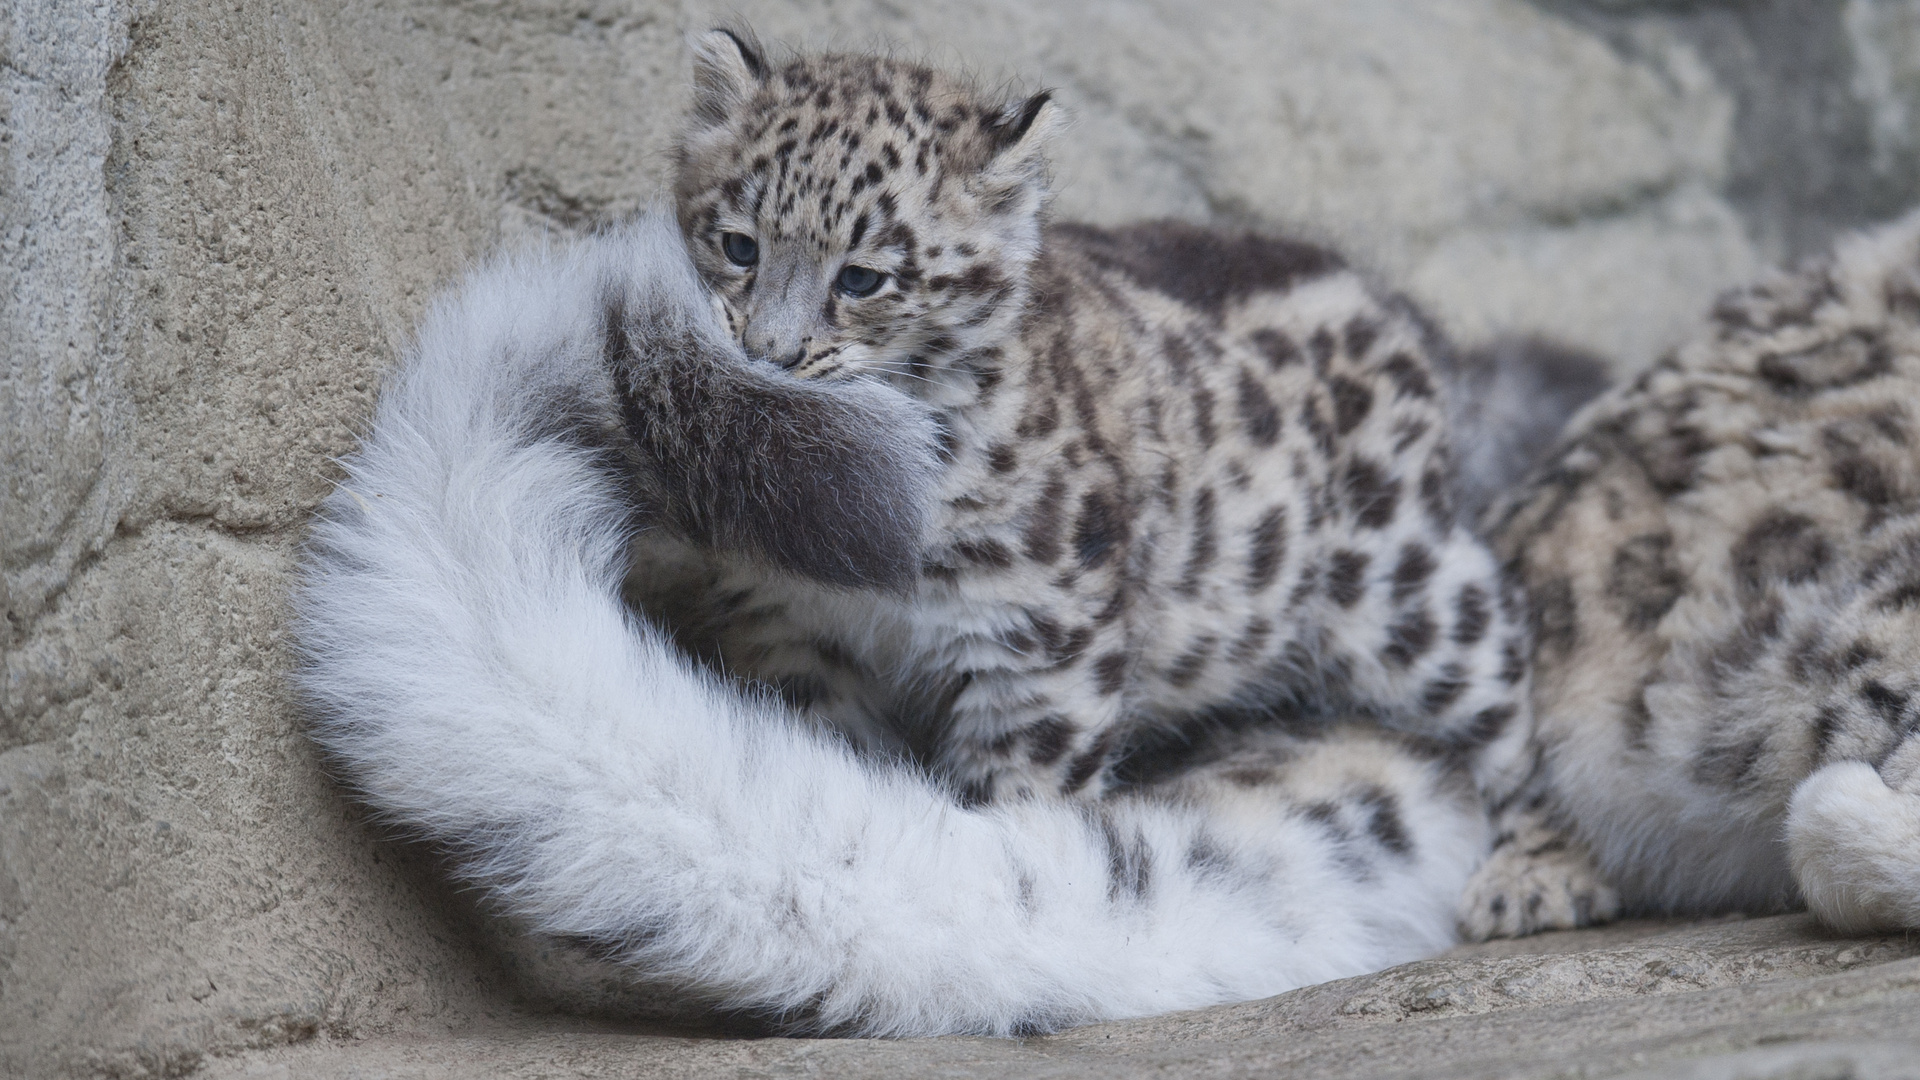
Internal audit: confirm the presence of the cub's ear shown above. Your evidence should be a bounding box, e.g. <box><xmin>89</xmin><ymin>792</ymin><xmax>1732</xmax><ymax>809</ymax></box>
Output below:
<box><xmin>690</xmin><ymin>27</ymin><xmax>768</xmax><ymax>124</ymax></box>
<box><xmin>974</xmin><ymin>90</ymin><xmax>1058</xmax><ymax>207</ymax></box>
<box><xmin>987</xmin><ymin>90</ymin><xmax>1058</xmax><ymax>158</ymax></box>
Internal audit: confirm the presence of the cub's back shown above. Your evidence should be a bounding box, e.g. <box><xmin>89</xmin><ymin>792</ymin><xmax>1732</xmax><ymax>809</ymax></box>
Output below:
<box><xmin>939</xmin><ymin>219</ymin><xmax>1507</xmax><ymax>724</ymax></box>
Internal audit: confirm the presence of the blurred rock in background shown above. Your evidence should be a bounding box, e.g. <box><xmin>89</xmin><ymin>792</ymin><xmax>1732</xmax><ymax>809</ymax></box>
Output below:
<box><xmin>7</xmin><ymin>2</ymin><xmax>1920</xmax><ymax>1076</ymax></box>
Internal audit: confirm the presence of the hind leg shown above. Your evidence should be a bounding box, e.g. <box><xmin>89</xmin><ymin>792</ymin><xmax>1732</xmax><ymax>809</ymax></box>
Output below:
<box><xmin>1788</xmin><ymin>737</ymin><xmax>1920</xmax><ymax>932</ymax></box>
<box><xmin>1153</xmin><ymin>725</ymin><xmax>1493</xmax><ymax>954</ymax></box>
<box><xmin>1306</xmin><ymin>524</ymin><xmax>1541</xmax><ymax>804</ymax></box>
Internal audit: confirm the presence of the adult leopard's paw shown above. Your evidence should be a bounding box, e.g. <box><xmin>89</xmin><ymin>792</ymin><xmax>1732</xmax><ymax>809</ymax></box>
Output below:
<box><xmin>1789</xmin><ymin>760</ymin><xmax>1920</xmax><ymax>933</ymax></box>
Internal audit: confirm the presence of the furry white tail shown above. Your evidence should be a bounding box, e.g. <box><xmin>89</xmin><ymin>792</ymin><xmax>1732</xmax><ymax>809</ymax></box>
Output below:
<box><xmin>294</xmin><ymin>212</ymin><xmax>1484</xmax><ymax>1035</ymax></box>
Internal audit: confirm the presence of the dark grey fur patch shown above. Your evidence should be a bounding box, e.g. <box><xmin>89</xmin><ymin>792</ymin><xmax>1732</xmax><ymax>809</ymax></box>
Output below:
<box><xmin>1073</xmin><ymin>488</ymin><xmax>1131</xmax><ymax>569</ymax></box>
<box><xmin>1100</xmin><ymin>814</ymin><xmax>1153</xmax><ymax>902</ymax></box>
<box><xmin>953</xmin><ymin>538</ymin><xmax>1015</xmax><ymax>569</ymax></box>
<box><xmin>1343</xmin><ymin>458</ymin><xmax>1400</xmax><ymax>529</ymax></box>
<box><xmin>1498</xmin><ymin>638</ymin><xmax>1528</xmax><ymax>687</ymax></box>
<box><xmin>1015</xmin><ymin>868</ymin><xmax>1038</xmax><ymax>916</ymax></box>
<box><xmin>1298</xmin><ymin>395</ymin><xmax>1336</xmax><ymax>458</ymax></box>
<box><xmin>1452</xmin><ymin>583</ymin><xmax>1490</xmax><ymax>645</ymax></box>
<box><xmin>1709</xmin><ymin>596</ymin><xmax>1783</xmax><ymax>673</ymax></box>
<box><xmin>773</xmin><ymin>673</ymin><xmax>833</xmax><ymax>710</ymax></box>
<box><xmin>1731</xmin><ymin>510</ymin><xmax>1830</xmax><ymax>594</ymax></box>
<box><xmin>1811</xmin><ymin>705</ymin><xmax>1841</xmax><ymax>761</ymax></box>
<box><xmin>1693</xmin><ymin>732</ymin><xmax>1769</xmax><ymax>790</ymax></box>
<box><xmin>1381</xmin><ymin>352</ymin><xmax>1436</xmax><ymax>399</ymax></box>
<box><xmin>1607</xmin><ymin>532</ymin><xmax>1686</xmax><ymax>632</ymax></box>
<box><xmin>1247</xmin><ymin>507</ymin><xmax>1288</xmax><ymax>591</ymax></box>
<box><xmin>1382</xmin><ymin>609</ymin><xmax>1438</xmax><ymax>668</ymax></box>
<box><xmin>1229</xmin><ymin>617</ymin><xmax>1274</xmax><ymax>664</ymax></box>
<box><xmin>1343</xmin><ymin>316</ymin><xmax>1381</xmax><ymax>362</ymax></box>
<box><xmin>1789</xmin><ymin>634</ymin><xmax>1881</xmax><ymax>682</ymax></box>
<box><xmin>1329</xmin><ymin>376</ymin><xmax>1374</xmax><ymax>435</ymax></box>
<box><xmin>1757</xmin><ymin>331</ymin><xmax>1893</xmax><ymax>395</ymax></box>
<box><xmin>1251</xmin><ymin>328</ymin><xmax>1302</xmax><ymax>370</ymax></box>
<box><xmin>1327</xmin><ymin>550</ymin><xmax>1370</xmax><ymax>608</ymax></box>
<box><xmin>1419</xmin><ymin>467</ymin><xmax>1452</xmax><ymax>529</ymax></box>
<box><xmin>1236</xmin><ymin>368</ymin><xmax>1283</xmax><ymax>445</ymax></box>
<box><xmin>1017</xmin><ymin>393</ymin><xmax>1060</xmax><ymax>439</ymax></box>
<box><xmin>1461</xmin><ymin>704</ymin><xmax>1517</xmax><ymax>746</ymax></box>
<box><xmin>1054</xmin><ymin>220</ymin><xmax>1344</xmax><ymax>316</ymax></box>
<box><xmin>1221</xmin><ymin>766</ymin><xmax>1276</xmax><ymax>787</ymax></box>
<box><xmin>1862</xmin><ymin>680</ymin><xmax>1910</xmax><ymax>725</ymax></box>
<box><xmin>1421</xmin><ymin>670</ymin><xmax>1469</xmax><ymax>715</ymax></box>
<box><xmin>1358</xmin><ymin>785</ymin><xmax>1412</xmax><ymax>856</ymax></box>
<box><xmin>1024</xmin><ymin>717</ymin><xmax>1077</xmax><ymax>767</ymax></box>
<box><xmin>1022</xmin><ymin>474</ymin><xmax>1070</xmax><ymax>563</ymax></box>
<box><xmin>1445</xmin><ymin>336</ymin><xmax>1610</xmax><ymax>525</ymax></box>
<box><xmin>1391</xmin><ymin>543</ymin><xmax>1436</xmax><ymax>604</ymax></box>
<box><xmin>604</xmin><ymin>292</ymin><xmax>935</xmax><ymax>590</ymax></box>
<box><xmin>1877</xmin><ymin>578</ymin><xmax>1920</xmax><ymax>611</ymax></box>
<box><xmin>1166</xmin><ymin>636</ymin><xmax>1218</xmax><ymax>688</ymax></box>
<box><xmin>1183</xmin><ymin>834</ymin><xmax>1235</xmax><ymax>881</ymax></box>
<box><xmin>1064</xmin><ymin>729</ymin><xmax>1118</xmax><ymax>793</ymax></box>
<box><xmin>1178</xmin><ymin>487</ymin><xmax>1219</xmax><ymax>596</ymax></box>
<box><xmin>1309</xmin><ymin>329</ymin><xmax>1336</xmax><ymax>373</ymax></box>
<box><xmin>1622</xmin><ymin>681</ymin><xmax>1657</xmax><ymax>749</ymax></box>
<box><xmin>1626</xmin><ymin>415</ymin><xmax>1711</xmax><ymax>496</ymax></box>
<box><xmin>1831</xmin><ymin>452</ymin><xmax>1899</xmax><ymax>508</ymax></box>
<box><xmin>955</xmin><ymin>775</ymin><xmax>995</xmax><ymax>809</ymax></box>
<box><xmin>1038</xmin><ymin>618</ymin><xmax>1094</xmax><ymax>666</ymax></box>
<box><xmin>1093</xmin><ymin>652</ymin><xmax>1130</xmax><ymax>696</ymax></box>
<box><xmin>1530</xmin><ymin>578</ymin><xmax>1578</xmax><ymax>657</ymax></box>
<box><xmin>1299</xmin><ymin>800</ymin><xmax>1373</xmax><ymax>881</ymax></box>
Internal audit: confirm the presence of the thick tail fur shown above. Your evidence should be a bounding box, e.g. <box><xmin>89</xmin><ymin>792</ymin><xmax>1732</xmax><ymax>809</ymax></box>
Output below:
<box><xmin>295</xmin><ymin>212</ymin><xmax>1483</xmax><ymax>1035</ymax></box>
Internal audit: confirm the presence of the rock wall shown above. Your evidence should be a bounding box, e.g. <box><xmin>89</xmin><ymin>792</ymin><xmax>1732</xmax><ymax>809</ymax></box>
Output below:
<box><xmin>6</xmin><ymin>2</ymin><xmax>1920</xmax><ymax>1077</ymax></box>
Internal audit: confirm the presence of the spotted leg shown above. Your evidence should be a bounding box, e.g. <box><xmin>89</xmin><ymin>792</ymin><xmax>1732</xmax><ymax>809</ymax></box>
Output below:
<box><xmin>1457</xmin><ymin>782</ymin><xmax>1620</xmax><ymax>940</ymax></box>
<box><xmin>1310</xmin><ymin>520</ymin><xmax>1540</xmax><ymax>802</ymax></box>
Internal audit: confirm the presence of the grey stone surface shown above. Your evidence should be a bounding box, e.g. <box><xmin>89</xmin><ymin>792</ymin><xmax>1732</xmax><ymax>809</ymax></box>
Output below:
<box><xmin>193</xmin><ymin>917</ymin><xmax>1920</xmax><ymax>1079</ymax></box>
<box><xmin>1547</xmin><ymin>0</ymin><xmax>1920</xmax><ymax>262</ymax></box>
<box><xmin>7</xmin><ymin>1</ymin><xmax>1920</xmax><ymax>1078</ymax></box>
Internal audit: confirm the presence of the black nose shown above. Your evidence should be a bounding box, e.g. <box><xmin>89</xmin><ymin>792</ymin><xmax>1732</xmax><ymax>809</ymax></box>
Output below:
<box><xmin>775</xmin><ymin>347</ymin><xmax>806</xmax><ymax>370</ymax></box>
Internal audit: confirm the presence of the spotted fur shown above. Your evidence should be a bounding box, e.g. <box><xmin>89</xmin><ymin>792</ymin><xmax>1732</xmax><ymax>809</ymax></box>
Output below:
<box><xmin>641</xmin><ymin>30</ymin><xmax>1539</xmax><ymax>810</ymax></box>
<box><xmin>1469</xmin><ymin>208</ymin><xmax>1920</xmax><ymax>936</ymax></box>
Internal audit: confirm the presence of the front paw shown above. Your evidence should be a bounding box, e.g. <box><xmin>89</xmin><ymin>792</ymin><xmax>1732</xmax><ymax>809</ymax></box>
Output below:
<box><xmin>1458</xmin><ymin>829</ymin><xmax>1620</xmax><ymax>940</ymax></box>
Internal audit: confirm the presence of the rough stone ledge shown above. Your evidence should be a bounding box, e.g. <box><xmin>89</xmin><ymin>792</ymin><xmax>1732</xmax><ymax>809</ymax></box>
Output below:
<box><xmin>193</xmin><ymin>915</ymin><xmax>1920</xmax><ymax>1080</ymax></box>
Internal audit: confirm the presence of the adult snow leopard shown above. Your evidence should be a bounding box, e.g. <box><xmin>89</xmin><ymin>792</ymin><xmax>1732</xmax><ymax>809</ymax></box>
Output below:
<box><xmin>1467</xmin><ymin>208</ymin><xmax>1920</xmax><ymax>938</ymax></box>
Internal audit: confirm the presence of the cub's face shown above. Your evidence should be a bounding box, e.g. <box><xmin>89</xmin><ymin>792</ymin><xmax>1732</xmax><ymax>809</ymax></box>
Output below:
<box><xmin>674</xmin><ymin>30</ymin><xmax>1054</xmax><ymax>390</ymax></box>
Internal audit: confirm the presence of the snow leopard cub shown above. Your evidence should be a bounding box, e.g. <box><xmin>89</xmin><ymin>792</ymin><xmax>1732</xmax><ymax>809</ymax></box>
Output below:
<box><xmin>626</xmin><ymin>29</ymin><xmax>1537</xmax><ymax>812</ymax></box>
<box><xmin>1470</xmin><ymin>209</ymin><xmax>1920</xmax><ymax>937</ymax></box>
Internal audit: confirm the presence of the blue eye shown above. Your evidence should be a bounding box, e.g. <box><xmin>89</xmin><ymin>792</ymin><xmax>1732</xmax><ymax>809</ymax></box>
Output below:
<box><xmin>837</xmin><ymin>265</ymin><xmax>885</xmax><ymax>297</ymax></box>
<box><xmin>721</xmin><ymin>232</ymin><xmax>758</xmax><ymax>267</ymax></box>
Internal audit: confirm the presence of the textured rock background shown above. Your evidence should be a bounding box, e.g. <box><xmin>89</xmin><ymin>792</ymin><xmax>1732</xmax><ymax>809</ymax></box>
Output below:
<box><xmin>6</xmin><ymin>1</ymin><xmax>1920</xmax><ymax>1077</ymax></box>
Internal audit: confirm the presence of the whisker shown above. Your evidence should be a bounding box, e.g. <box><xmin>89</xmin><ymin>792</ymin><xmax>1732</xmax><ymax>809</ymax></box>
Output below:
<box><xmin>865</xmin><ymin>361</ymin><xmax>942</xmax><ymax>385</ymax></box>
